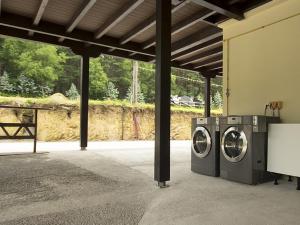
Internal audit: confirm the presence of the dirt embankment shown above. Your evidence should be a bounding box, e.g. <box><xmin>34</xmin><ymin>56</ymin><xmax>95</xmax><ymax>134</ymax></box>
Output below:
<box><xmin>0</xmin><ymin>104</ymin><xmax>211</xmax><ymax>141</ymax></box>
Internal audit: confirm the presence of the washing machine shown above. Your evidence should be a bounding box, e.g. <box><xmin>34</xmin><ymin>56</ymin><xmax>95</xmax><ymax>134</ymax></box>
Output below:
<box><xmin>219</xmin><ymin>115</ymin><xmax>280</xmax><ymax>185</ymax></box>
<box><xmin>191</xmin><ymin>117</ymin><xmax>220</xmax><ymax>177</ymax></box>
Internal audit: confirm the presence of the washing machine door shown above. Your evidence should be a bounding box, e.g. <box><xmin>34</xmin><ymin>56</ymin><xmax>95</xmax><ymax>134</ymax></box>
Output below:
<box><xmin>221</xmin><ymin>127</ymin><xmax>247</xmax><ymax>162</ymax></box>
<box><xmin>192</xmin><ymin>127</ymin><xmax>212</xmax><ymax>158</ymax></box>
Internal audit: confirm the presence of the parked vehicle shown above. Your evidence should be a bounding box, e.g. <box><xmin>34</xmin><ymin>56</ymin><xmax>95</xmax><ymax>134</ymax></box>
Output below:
<box><xmin>171</xmin><ymin>95</ymin><xmax>204</xmax><ymax>107</ymax></box>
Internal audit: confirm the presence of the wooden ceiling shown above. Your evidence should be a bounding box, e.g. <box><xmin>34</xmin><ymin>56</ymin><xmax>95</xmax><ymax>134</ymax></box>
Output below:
<box><xmin>0</xmin><ymin>0</ymin><xmax>271</xmax><ymax>76</ymax></box>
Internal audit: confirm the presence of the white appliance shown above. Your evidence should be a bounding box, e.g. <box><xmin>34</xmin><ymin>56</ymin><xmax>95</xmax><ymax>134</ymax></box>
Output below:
<box><xmin>268</xmin><ymin>124</ymin><xmax>300</xmax><ymax>177</ymax></box>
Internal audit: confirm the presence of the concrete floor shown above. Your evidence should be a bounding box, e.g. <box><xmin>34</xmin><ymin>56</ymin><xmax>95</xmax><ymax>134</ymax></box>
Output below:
<box><xmin>0</xmin><ymin>141</ymin><xmax>299</xmax><ymax>225</ymax></box>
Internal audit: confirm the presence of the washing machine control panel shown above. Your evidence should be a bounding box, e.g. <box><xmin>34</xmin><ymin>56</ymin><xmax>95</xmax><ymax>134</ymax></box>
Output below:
<box><xmin>196</xmin><ymin>118</ymin><xmax>207</xmax><ymax>125</ymax></box>
<box><xmin>227</xmin><ymin>116</ymin><xmax>242</xmax><ymax>124</ymax></box>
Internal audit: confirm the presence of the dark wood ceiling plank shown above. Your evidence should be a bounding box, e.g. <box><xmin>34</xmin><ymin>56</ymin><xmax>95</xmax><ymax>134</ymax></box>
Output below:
<box><xmin>180</xmin><ymin>46</ymin><xmax>222</xmax><ymax>65</ymax></box>
<box><xmin>171</xmin><ymin>26</ymin><xmax>222</xmax><ymax>55</ymax></box>
<box><xmin>59</xmin><ymin>0</ymin><xmax>96</xmax><ymax>42</ymax></box>
<box><xmin>120</xmin><ymin>0</ymin><xmax>190</xmax><ymax>45</ymax></box>
<box><xmin>142</xmin><ymin>8</ymin><xmax>215</xmax><ymax>49</ymax></box>
<box><xmin>94</xmin><ymin>0</ymin><xmax>144</xmax><ymax>39</ymax></box>
<box><xmin>192</xmin><ymin>0</ymin><xmax>244</xmax><ymax>20</ymax></box>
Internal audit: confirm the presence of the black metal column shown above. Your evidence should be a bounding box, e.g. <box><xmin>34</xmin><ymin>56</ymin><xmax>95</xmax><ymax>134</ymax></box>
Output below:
<box><xmin>204</xmin><ymin>76</ymin><xmax>211</xmax><ymax>117</ymax></box>
<box><xmin>80</xmin><ymin>52</ymin><xmax>89</xmax><ymax>150</ymax></box>
<box><xmin>154</xmin><ymin>0</ymin><xmax>171</xmax><ymax>187</ymax></box>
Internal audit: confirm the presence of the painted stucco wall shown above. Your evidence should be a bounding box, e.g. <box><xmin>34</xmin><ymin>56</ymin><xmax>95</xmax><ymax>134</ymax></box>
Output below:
<box><xmin>220</xmin><ymin>0</ymin><xmax>300</xmax><ymax>122</ymax></box>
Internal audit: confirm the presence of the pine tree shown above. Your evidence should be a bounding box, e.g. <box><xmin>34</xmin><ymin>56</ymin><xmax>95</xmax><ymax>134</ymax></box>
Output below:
<box><xmin>105</xmin><ymin>82</ymin><xmax>119</xmax><ymax>100</ymax></box>
<box><xmin>0</xmin><ymin>72</ymin><xmax>14</xmax><ymax>93</ymax></box>
<box><xmin>126</xmin><ymin>83</ymin><xmax>145</xmax><ymax>103</ymax></box>
<box><xmin>66</xmin><ymin>83</ymin><xmax>79</xmax><ymax>100</ymax></box>
<box><xmin>213</xmin><ymin>91</ymin><xmax>223</xmax><ymax>108</ymax></box>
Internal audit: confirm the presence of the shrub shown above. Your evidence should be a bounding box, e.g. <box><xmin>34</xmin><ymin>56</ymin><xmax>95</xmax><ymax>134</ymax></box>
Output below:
<box><xmin>65</xmin><ymin>83</ymin><xmax>79</xmax><ymax>100</ymax></box>
<box><xmin>126</xmin><ymin>84</ymin><xmax>145</xmax><ymax>103</ymax></box>
<box><xmin>15</xmin><ymin>75</ymin><xmax>52</xmax><ymax>97</ymax></box>
<box><xmin>0</xmin><ymin>72</ymin><xmax>14</xmax><ymax>93</ymax></box>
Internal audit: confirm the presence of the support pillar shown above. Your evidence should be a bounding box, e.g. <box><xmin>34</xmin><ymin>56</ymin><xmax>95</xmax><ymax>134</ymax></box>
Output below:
<box><xmin>80</xmin><ymin>51</ymin><xmax>89</xmax><ymax>150</ymax></box>
<box><xmin>154</xmin><ymin>0</ymin><xmax>171</xmax><ymax>187</ymax></box>
<box><xmin>204</xmin><ymin>76</ymin><xmax>211</xmax><ymax>117</ymax></box>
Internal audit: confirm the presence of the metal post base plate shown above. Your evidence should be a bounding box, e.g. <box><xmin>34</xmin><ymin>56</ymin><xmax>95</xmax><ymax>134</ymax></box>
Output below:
<box><xmin>157</xmin><ymin>181</ymin><xmax>169</xmax><ymax>188</ymax></box>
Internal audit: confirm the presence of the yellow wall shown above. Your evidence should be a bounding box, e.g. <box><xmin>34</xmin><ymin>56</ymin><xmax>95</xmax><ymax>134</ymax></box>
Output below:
<box><xmin>220</xmin><ymin>0</ymin><xmax>300</xmax><ymax>122</ymax></box>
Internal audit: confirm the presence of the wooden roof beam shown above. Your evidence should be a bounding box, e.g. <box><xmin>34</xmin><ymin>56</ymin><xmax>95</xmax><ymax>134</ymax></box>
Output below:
<box><xmin>120</xmin><ymin>0</ymin><xmax>190</xmax><ymax>45</ymax></box>
<box><xmin>142</xmin><ymin>8</ymin><xmax>215</xmax><ymax>49</ymax></box>
<box><xmin>0</xmin><ymin>25</ymin><xmax>153</xmax><ymax>61</ymax></box>
<box><xmin>0</xmin><ymin>12</ymin><xmax>155</xmax><ymax>57</ymax></box>
<box><xmin>203</xmin><ymin>62</ymin><xmax>222</xmax><ymax>71</ymax></box>
<box><xmin>193</xmin><ymin>57</ymin><xmax>222</xmax><ymax>69</ymax></box>
<box><xmin>59</xmin><ymin>0</ymin><xmax>96</xmax><ymax>42</ymax></box>
<box><xmin>206</xmin><ymin>67</ymin><xmax>223</xmax><ymax>76</ymax></box>
<box><xmin>192</xmin><ymin>0</ymin><xmax>244</xmax><ymax>20</ymax></box>
<box><xmin>29</xmin><ymin>0</ymin><xmax>49</xmax><ymax>36</ymax></box>
<box><xmin>180</xmin><ymin>46</ymin><xmax>222</xmax><ymax>66</ymax></box>
<box><xmin>171</xmin><ymin>26</ymin><xmax>222</xmax><ymax>56</ymax></box>
<box><xmin>94</xmin><ymin>0</ymin><xmax>144</xmax><ymax>39</ymax></box>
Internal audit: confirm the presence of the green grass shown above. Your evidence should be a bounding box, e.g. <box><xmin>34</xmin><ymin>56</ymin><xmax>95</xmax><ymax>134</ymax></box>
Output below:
<box><xmin>0</xmin><ymin>95</ymin><xmax>222</xmax><ymax>115</ymax></box>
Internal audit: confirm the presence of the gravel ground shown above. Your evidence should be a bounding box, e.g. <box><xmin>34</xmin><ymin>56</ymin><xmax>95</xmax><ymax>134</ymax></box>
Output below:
<box><xmin>0</xmin><ymin>152</ymin><xmax>154</xmax><ymax>225</ymax></box>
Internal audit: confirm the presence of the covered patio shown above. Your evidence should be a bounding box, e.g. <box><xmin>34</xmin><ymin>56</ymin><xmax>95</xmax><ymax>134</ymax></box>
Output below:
<box><xmin>1</xmin><ymin>0</ymin><xmax>300</xmax><ymax>224</ymax></box>
<box><xmin>0</xmin><ymin>0</ymin><xmax>270</xmax><ymax>185</ymax></box>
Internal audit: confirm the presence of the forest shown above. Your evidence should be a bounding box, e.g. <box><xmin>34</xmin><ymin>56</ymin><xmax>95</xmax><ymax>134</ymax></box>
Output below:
<box><xmin>0</xmin><ymin>37</ymin><xmax>222</xmax><ymax>107</ymax></box>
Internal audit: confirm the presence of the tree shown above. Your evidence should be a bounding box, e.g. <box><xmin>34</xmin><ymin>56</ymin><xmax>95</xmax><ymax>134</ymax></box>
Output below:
<box><xmin>105</xmin><ymin>82</ymin><xmax>119</xmax><ymax>100</ymax></box>
<box><xmin>99</xmin><ymin>55</ymin><xmax>132</xmax><ymax>98</ymax></box>
<box><xmin>0</xmin><ymin>72</ymin><xmax>14</xmax><ymax>93</ymax></box>
<box><xmin>126</xmin><ymin>84</ymin><xmax>145</xmax><ymax>103</ymax></box>
<box><xmin>139</xmin><ymin>62</ymin><xmax>155</xmax><ymax>103</ymax></box>
<box><xmin>0</xmin><ymin>38</ymin><xmax>66</xmax><ymax>87</ymax></box>
<box><xmin>66</xmin><ymin>83</ymin><xmax>79</xmax><ymax>100</ymax></box>
<box><xmin>55</xmin><ymin>47</ymin><xmax>80</xmax><ymax>94</ymax></box>
<box><xmin>0</xmin><ymin>37</ymin><xmax>223</xmax><ymax>101</ymax></box>
<box><xmin>213</xmin><ymin>91</ymin><xmax>223</xmax><ymax>108</ymax></box>
<box><xmin>89</xmin><ymin>57</ymin><xmax>108</xmax><ymax>100</ymax></box>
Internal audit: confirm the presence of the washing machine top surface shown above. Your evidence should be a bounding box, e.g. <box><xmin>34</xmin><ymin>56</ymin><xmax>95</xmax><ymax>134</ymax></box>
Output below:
<box><xmin>220</xmin><ymin>115</ymin><xmax>280</xmax><ymax>126</ymax></box>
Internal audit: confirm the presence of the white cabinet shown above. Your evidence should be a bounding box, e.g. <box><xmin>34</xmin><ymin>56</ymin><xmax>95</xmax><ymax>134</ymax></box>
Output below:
<box><xmin>268</xmin><ymin>124</ymin><xmax>300</xmax><ymax>177</ymax></box>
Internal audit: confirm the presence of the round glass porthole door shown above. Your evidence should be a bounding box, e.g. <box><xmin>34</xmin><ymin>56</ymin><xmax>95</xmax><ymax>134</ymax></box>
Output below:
<box><xmin>221</xmin><ymin>127</ymin><xmax>247</xmax><ymax>162</ymax></box>
<box><xmin>192</xmin><ymin>127</ymin><xmax>211</xmax><ymax>158</ymax></box>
